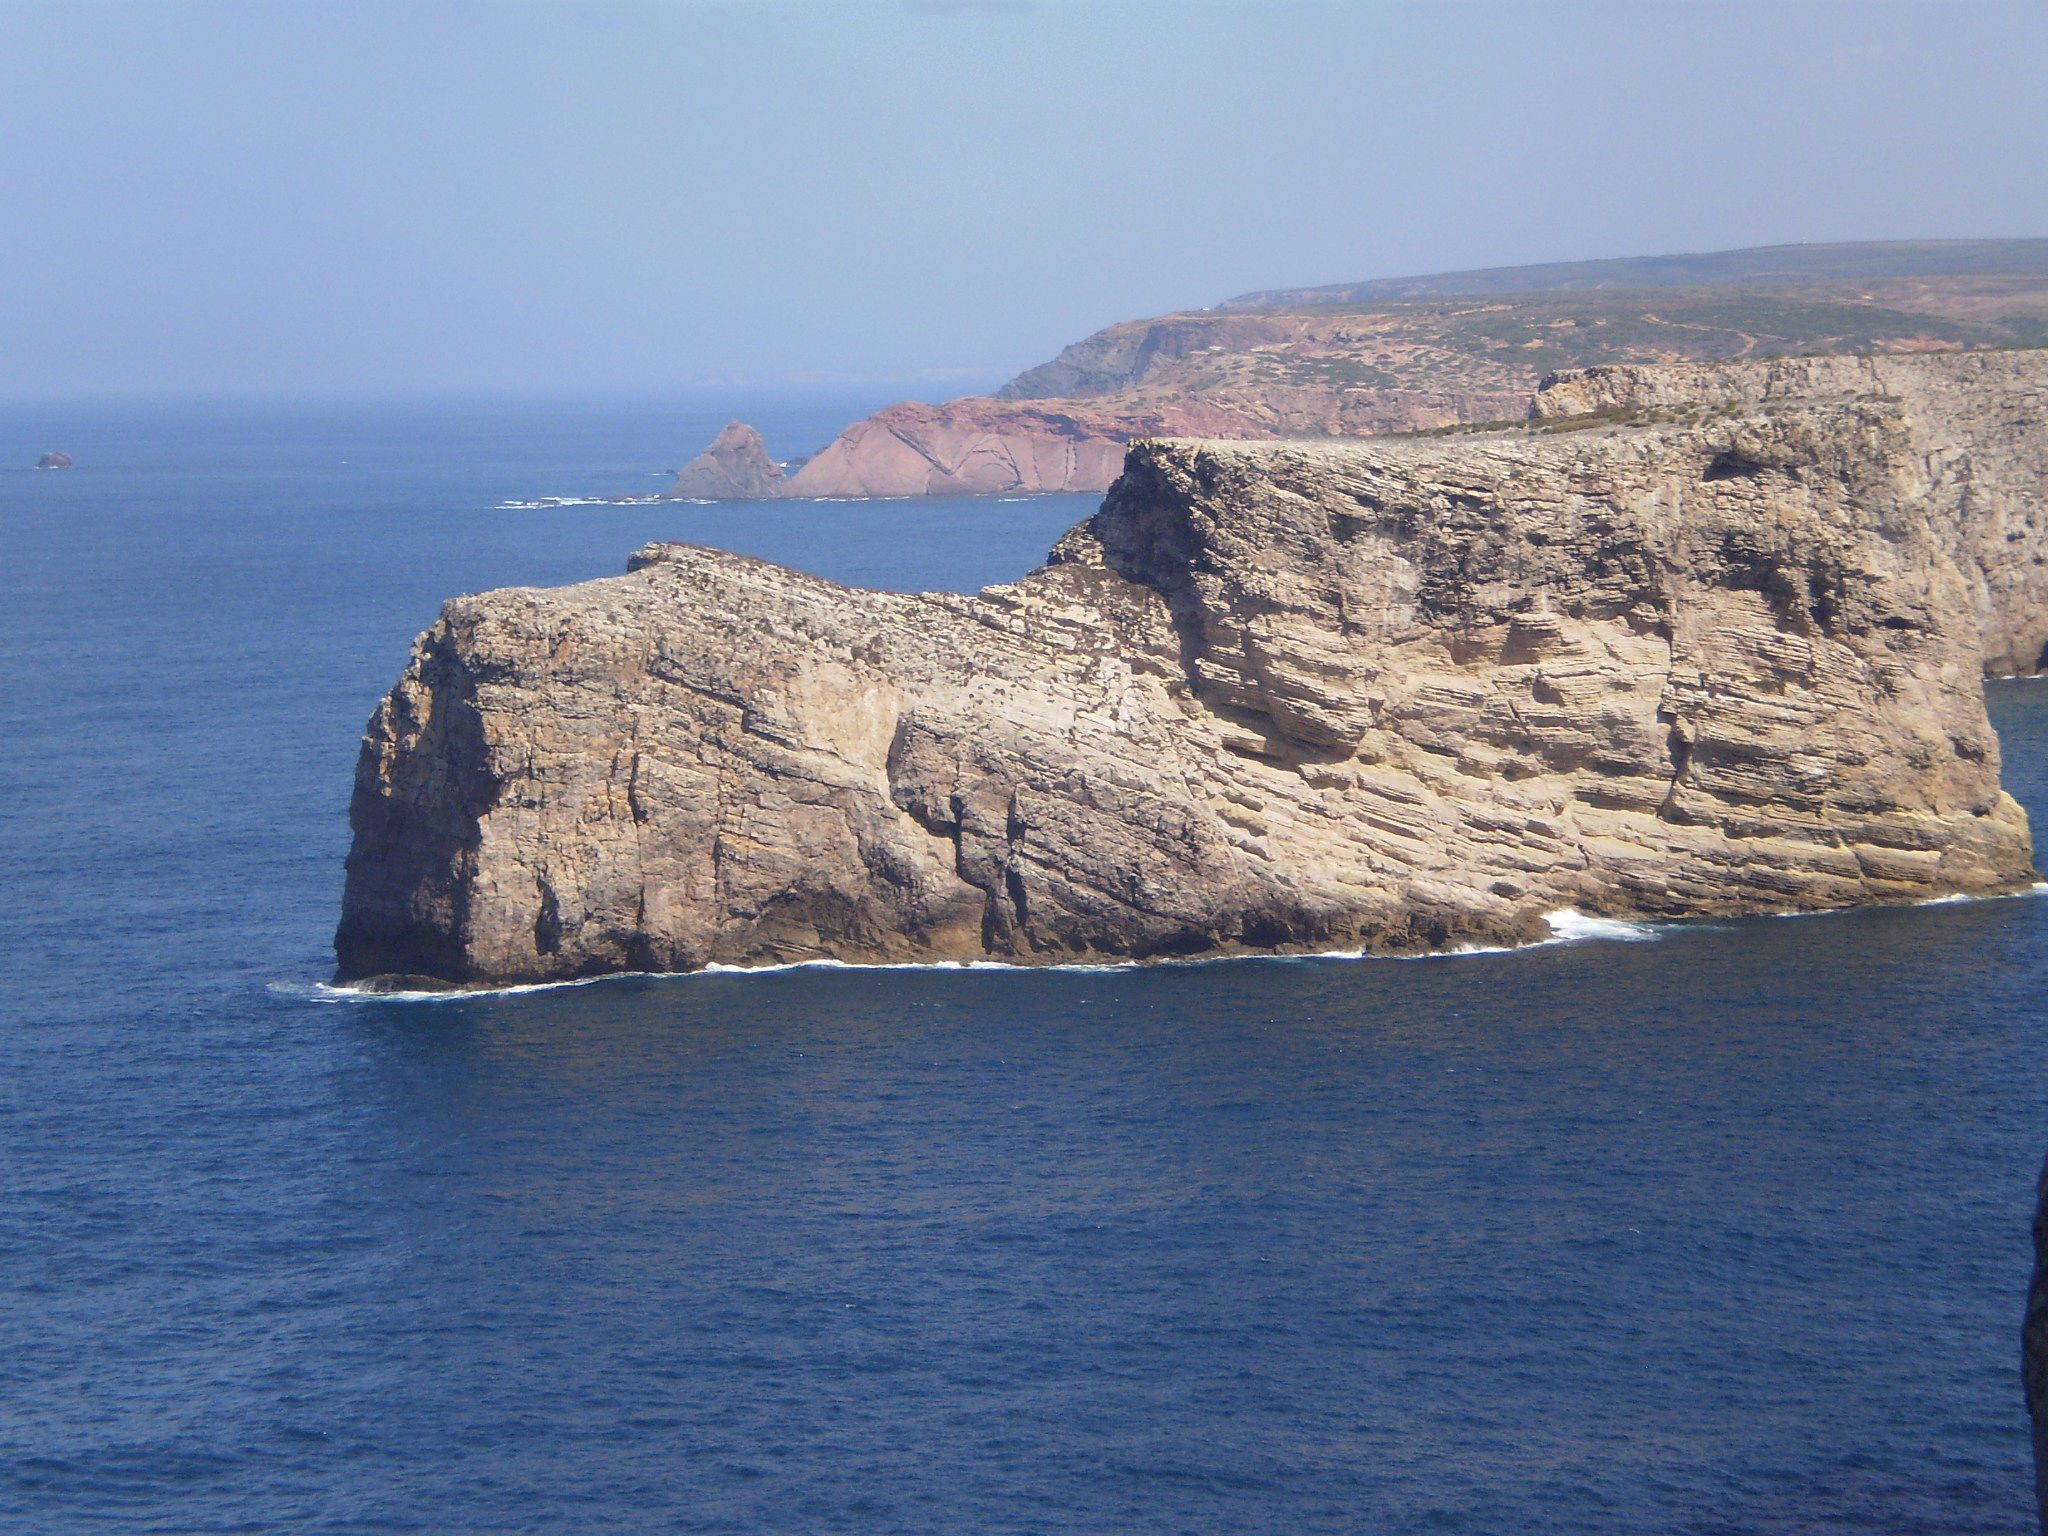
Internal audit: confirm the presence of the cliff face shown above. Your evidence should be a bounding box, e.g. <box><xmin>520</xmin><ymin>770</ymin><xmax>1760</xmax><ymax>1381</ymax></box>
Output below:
<box><xmin>1535</xmin><ymin>351</ymin><xmax>2048</xmax><ymax>677</ymax></box>
<box><xmin>664</xmin><ymin>420</ymin><xmax>786</xmax><ymax>500</ymax></box>
<box><xmin>336</xmin><ymin>351</ymin><xmax>2041</xmax><ymax>987</ymax></box>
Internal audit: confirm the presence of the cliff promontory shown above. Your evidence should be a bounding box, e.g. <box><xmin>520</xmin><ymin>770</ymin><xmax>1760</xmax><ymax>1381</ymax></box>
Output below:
<box><xmin>335</xmin><ymin>350</ymin><xmax>2044</xmax><ymax>988</ymax></box>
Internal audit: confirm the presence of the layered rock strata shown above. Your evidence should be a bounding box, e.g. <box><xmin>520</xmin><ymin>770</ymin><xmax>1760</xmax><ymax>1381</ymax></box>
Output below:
<box><xmin>664</xmin><ymin>420</ymin><xmax>786</xmax><ymax>500</ymax></box>
<box><xmin>1534</xmin><ymin>351</ymin><xmax>2048</xmax><ymax>678</ymax></box>
<box><xmin>336</xmin><ymin>351</ymin><xmax>2042</xmax><ymax>987</ymax></box>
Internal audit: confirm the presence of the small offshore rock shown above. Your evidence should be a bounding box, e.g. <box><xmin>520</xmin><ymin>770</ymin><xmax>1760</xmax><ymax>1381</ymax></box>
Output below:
<box><xmin>36</xmin><ymin>451</ymin><xmax>72</xmax><ymax>470</ymax></box>
<box><xmin>663</xmin><ymin>421</ymin><xmax>786</xmax><ymax>500</ymax></box>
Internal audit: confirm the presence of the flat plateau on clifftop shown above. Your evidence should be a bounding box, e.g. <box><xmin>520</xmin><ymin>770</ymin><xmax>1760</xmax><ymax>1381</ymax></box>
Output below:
<box><xmin>775</xmin><ymin>239</ymin><xmax>2048</xmax><ymax>497</ymax></box>
<box><xmin>337</xmin><ymin>349</ymin><xmax>2045</xmax><ymax>988</ymax></box>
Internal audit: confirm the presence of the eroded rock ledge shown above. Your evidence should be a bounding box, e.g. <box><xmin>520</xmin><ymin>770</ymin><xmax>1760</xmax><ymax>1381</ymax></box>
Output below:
<box><xmin>336</xmin><ymin>351</ymin><xmax>2045</xmax><ymax>987</ymax></box>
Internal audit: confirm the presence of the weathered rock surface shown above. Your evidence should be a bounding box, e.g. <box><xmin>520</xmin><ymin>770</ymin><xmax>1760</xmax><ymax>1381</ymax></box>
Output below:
<box><xmin>336</xmin><ymin>350</ymin><xmax>2043</xmax><ymax>987</ymax></box>
<box><xmin>664</xmin><ymin>420</ymin><xmax>786</xmax><ymax>500</ymax></box>
<box><xmin>1534</xmin><ymin>351</ymin><xmax>2048</xmax><ymax>678</ymax></box>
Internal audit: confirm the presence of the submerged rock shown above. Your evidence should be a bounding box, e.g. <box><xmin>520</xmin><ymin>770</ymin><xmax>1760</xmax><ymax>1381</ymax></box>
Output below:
<box><xmin>663</xmin><ymin>421</ymin><xmax>786</xmax><ymax>500</ymax></box>
<box><xmin>336</xmin><ymin>350</ymin><xmax>2045</xmax><ymax>988</ymax></box>
<box><xmin>35</xmin><ymin>451</ymin><xmax>71</xmax><ymax>470</ymax></box>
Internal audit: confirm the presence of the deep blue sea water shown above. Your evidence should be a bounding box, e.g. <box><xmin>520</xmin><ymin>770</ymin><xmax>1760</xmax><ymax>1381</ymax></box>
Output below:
<box><xmin>4</xmin><ymin>392</ymin><xmax>2048</xmax><ymax>1535</ymax></box>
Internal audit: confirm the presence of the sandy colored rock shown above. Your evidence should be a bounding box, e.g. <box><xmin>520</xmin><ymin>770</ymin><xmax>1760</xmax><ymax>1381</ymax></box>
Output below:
<box><xmin>336</xmin><ymin>350</ymin><xmax>2043</xmax><ymax>987</ymax></box>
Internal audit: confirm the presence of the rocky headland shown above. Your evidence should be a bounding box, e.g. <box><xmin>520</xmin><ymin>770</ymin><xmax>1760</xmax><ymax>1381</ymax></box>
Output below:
<box><xmin>336</xmin><ymin>348</ymin><xmax>2044</xmax><ymax>988</ymax></box>
<box><xmin>791</xmin><ymin>240</ymin><xmax>2048</xmax><ymax>498</ymax></box>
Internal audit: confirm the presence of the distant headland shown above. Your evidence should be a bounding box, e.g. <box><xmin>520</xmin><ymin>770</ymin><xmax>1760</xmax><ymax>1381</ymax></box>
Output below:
<box><xmin>672</xmin><ymin>238</ymin><xmax>2048</xmax><ymax>501</ymax></box>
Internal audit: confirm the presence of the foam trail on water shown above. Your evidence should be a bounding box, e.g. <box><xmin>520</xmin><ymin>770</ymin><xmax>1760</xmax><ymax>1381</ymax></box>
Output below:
<box><xmin>274</xmin><ymin>975</ymin><xmax>632</xmax><ymax>1004</ymax></box>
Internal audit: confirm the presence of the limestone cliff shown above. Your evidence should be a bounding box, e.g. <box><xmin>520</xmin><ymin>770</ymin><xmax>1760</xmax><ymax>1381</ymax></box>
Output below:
<box><xmin>335</xmin><ymin>350</ymin><xmax>2042</xmax><ymax>988</ymax></box>
<box><xmin>664</xmin><ymin>420</ymin><xmax>786</xmax><ymax>500</ymax></box>
<box><xmin>1532</xmin><ymin>351</ymin><xmax>2048</xmax><ymax>678</ymax></box>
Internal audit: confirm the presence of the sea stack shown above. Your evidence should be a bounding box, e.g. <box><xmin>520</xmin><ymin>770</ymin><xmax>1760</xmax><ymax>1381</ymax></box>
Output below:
<box><xmin>335</xmin><ymin>349</ymin><xmax>2045</xmax><ymax>988</ymax></box>
<box><xmin>35</xmin><ymin>451</ymin><xmax>72</xmax><ymax>470</ymax></box>
<box><xmin>663</xmin><ymin>421</ymin><xmax>786</xmax><ymax>500</ymax></box>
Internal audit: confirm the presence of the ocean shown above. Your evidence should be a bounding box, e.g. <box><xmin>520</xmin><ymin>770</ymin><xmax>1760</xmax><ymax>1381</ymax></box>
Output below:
<box><xmin>4</xmin><ymin>390</ymin><xmax>2046</xmax><ymax>1535</ymax></box>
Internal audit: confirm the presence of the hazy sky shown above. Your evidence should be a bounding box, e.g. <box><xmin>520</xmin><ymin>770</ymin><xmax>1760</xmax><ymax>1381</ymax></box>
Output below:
<box><xmin>3</xmin><ymin>0</ymin><xmax>2045</xmax><ymax>400</ymax></box>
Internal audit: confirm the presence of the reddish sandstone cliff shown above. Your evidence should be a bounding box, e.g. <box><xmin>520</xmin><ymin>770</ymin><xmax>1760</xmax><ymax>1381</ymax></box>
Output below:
<box><xmin>785</xmin><ymin>259</ymin><xmax>2048</xmax><ymax>499</ymax></box>
<box><xmin>783</xmin><ymin>397</ymin><xmax>1258</xmax><ymax>498</ymax></box>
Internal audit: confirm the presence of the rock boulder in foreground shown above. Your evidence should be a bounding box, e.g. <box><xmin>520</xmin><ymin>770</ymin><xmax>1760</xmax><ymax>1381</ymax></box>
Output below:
<box><xmin>336</xmin><ymin>351</ymin><xmax>2044</xmax><ymax>987</ymax></box>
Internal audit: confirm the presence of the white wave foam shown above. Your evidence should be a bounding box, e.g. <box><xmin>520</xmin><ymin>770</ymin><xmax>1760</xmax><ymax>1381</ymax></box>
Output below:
<box><xmin>272</xmin><ymin>974</ymin><xmax>630</xmax><ymax>1004</ymax></box>
<box><xmin>1541</xmin><ymin>909</ymin><xmax>1659</xmax><ymax>943</ymax></box>
<box><xmin>494</xmin><ymin>495</ymin><xmax>664</xmax><ymax>510</ymax></box>
<box><xmin>275</xmin><ymin>884</ymin><xmax>2048</xmax><ymax>1005</ymax></box>
<box><xmin>1916</xmin><ymin>881</ymin><xmax>2048</xmax><ymax>906</ymax></box>
<box><xmin>1759</xmin><ymin>882</ymin><xmax>2048</xmax><ymax>917</ymax></box>
<box><xmin>276</xmin><ymin>918</ymin><xmax>1620</xmax><ymax>1006</ymax></box>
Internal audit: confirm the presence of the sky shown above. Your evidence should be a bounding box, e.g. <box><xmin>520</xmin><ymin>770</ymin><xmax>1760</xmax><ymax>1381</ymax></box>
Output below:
<box><xmin>2</xmin><ymin>0</ymin><xmax>2045</xmax><ymax>401</ymax></box>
